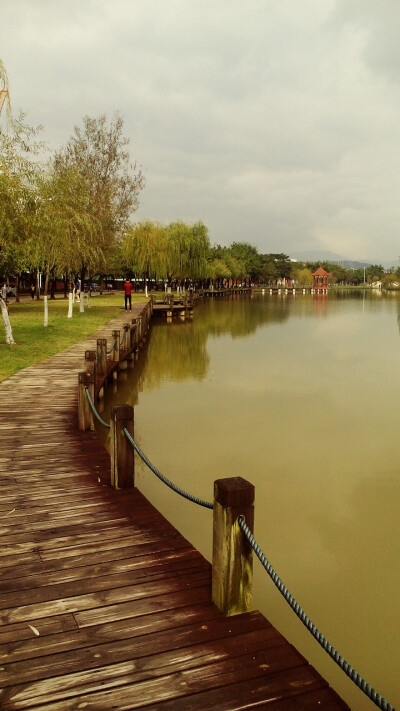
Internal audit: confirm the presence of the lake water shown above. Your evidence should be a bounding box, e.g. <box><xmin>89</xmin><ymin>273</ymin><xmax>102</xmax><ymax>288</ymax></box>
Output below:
<box><xmin>100</xmin><ymin>291</ymin><xmax>400</xmax><ymax>710</ymax></box>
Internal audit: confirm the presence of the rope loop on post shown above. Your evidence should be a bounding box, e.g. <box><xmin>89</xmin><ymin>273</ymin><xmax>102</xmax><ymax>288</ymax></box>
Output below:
<box><xmin>84</xmin><ymin>387</ymin><xmax>110</xmax><ymax>429</ymax></box>
<box><xmin>237</xmin><ymin>516</ymin><xmax>397</xmax><ymax>711</ymax></box>
<box><xmin>106</xmin><ymin>337</ymin><xmax>117</xmax><ymax>355</ymax></box>
<box><xmin>122</xmin><ymin>427</ymin><xmax>213</xmax><ymax>510</ymax></box>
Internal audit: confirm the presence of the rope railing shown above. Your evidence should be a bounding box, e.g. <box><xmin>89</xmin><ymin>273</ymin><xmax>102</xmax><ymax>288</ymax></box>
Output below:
<box><xmin>106</xmin><ymin>337</ymin><xmax>117</xmax><ymax>355</ymax></box>
<box><xmin>84</xmin><ymin>387</ymin><xmax>110</xmax><ymax>429</ymax></box>
<box><xmin>238</xmin><ymin>516</ymin><xmax>397</xmax><ymax>711</ymax></box>
<box><xmin>120</xmin><ymin>328</ymin><xmax>127</xmax><ymax>348</ymax></box>
<box><xmin>122</xmin><ymin>427</ymin><xmax>214</xmax><ymax>510</ymax></box>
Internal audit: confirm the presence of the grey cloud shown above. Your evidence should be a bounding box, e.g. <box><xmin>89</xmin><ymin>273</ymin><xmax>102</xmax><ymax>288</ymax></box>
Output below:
<box><xmin>1</xmin><ymin>0</ymin><xmax>400</xmax><ymax>261</ymax></box>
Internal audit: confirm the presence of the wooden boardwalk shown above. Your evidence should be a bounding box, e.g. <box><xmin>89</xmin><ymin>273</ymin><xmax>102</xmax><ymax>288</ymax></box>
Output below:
<box><xmin>0</xmin><ymin>305</ymin><xmax>349</xmax><ymax>710</ymax></box>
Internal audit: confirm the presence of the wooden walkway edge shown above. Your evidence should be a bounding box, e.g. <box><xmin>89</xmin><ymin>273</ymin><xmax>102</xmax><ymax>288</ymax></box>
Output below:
<box><xmin>0</xmin><ymin>305</ymin><xmax>349</xmax><ymax>710</ymax></box>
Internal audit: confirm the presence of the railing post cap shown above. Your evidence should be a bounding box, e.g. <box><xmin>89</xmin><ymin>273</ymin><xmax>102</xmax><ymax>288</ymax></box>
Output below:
<box><xmin>214</xmin><ymin>477</ymin><xmax>254</xmax><ymax>508</ymax></box>
<box><xmin>85</xmin><ymin>350</ymin><xmax>96</xmax><ymax>360</ymax></box>
<box><xmin>97</xmin><ymin>337</ymin><xmax>107</xmax><ymax>345</ymax></box>
<box><xmin>79</xmin><ymin>371</ymin><xmax>94</xmax><ymax>384</ymax></box>
<box><xmin>112</xmin><ymin>404</ymin><xmax>134</xmax><ymax>421</ymax></box>
<box><xmin>112</xmin><ymin>329</ymin><xmax>120</xmax><ymax>336</ymax></box>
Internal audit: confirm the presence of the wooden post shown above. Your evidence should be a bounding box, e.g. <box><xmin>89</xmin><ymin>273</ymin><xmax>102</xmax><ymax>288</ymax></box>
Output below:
<box><xmin>110</xmin><ymin>405</ymin><xmax>135</xmax><ymax>489</ymax></box>
<box><xmin>131</xmin><ymin>319</ymin><xmax>137</xmax><ymax>347</ymax></box>
<box><xmin>111</xmin><ymin>330</ymin><xmax>120</xmax><ymax>381</ymax></box>
<box><xmin>137</xmin><ymin>316</ymin><xmax>143</xmax><ymax>343</ymax></box>
<box><xmin>84</xmin><ymin>350</ymin><xmax>97</xmax><ymax>381</ymax></box>
<box><xmin>111</xmin><ymin>330</ymin><xmax>120</xmax><ymax>363</ymax></box>
<box><xmin>78</xmin><ymin>371</ymin><xmax>95</xmax><ymax>432</ymax></box>
<box><xmin>130</xmin><ymin>320</ymin><xmax>139</xmax><ymax>360</ymax></box>
<box><xmin>212</xmin><ymin>476</ymin><xmax>254</xmax><ymax>616</ymax></box>
<box><xmin>142</xmin><ymin>309</ymin><xmax>148</xmax><ymax>339</ymax></box>
<box><xmin>96</xmin><ymin>338</ymin><xmax>107</xmax><ymax>377</ymax></box>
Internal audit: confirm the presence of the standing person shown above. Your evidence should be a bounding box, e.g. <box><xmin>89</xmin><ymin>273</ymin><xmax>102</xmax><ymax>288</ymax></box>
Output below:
<box><xmin>30</xmin><ymin>284</ymin><xmax>35</xmax><ymax>300</ymax></box>
<box><xmin>123</xmin><ymin>278</ymin><xmax>132</xmax><ymax>312</ymax></box>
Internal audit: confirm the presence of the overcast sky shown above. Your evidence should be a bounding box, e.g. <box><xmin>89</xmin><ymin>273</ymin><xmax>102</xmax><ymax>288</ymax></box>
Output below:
<box><xmin>1</xmin><ymin>0</ymin><xmax>400</xmax><ymax>264</ymax></box>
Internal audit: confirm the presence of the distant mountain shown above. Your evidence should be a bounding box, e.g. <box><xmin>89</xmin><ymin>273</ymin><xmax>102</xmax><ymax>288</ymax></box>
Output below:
<box><xmin>289</xmin><ymin>250</ymin><xmax>373</xmax><ymax>268</ymax></box>
<box><xmin>290</xmin><ymin>249</ymin><xmax>347</xmax><ymax>262</ymax></box>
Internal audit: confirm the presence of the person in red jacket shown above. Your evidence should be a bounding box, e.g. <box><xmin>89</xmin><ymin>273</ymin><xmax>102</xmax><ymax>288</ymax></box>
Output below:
<box><xmin>123</xmin><ymin>279</ymin><xmax>132</xmax><ymax>312</ymax></box>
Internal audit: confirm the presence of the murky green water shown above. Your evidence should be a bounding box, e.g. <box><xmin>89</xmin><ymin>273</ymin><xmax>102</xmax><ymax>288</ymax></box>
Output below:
<box><xmin>100</xmin><ymin>291</ymin><xmax>400</xmax><ymax>710</ymax></box>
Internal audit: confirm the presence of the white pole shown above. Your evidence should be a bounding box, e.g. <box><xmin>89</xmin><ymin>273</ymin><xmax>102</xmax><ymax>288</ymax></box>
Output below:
<box><xmin>43</xmin><ymin>295</ymin><xmax>49</xmax><ymax>327</ymax></box>
<box><xmin>67</xmin><ymin>291</ymin><xmax>73</xmax><ymax>318</ymax></box>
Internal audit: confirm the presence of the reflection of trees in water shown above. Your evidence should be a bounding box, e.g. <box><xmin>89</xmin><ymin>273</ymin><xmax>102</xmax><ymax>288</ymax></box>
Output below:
<box><xmin>142</xmin><ymin>322</ymin><xmax>210</xmax><ymax>389</ymax></box>
<box><xmin>196</xmin><ymin>295</ymin><xmax>290</xmax><ymax>339</ymax></box>
<box><xmin>104</xmin><ymin>292</ymin><xmax>400</xmax><ymax>417</ymax></box>
<box><xmin>397</xmin><ymin>297</ymin><xmax>400</xmax><ymax>335</ymax></box>
<box><xmin>119</xmin><ymin>297</ymin><xmax>290</xmax><ymax>399</ymax></box>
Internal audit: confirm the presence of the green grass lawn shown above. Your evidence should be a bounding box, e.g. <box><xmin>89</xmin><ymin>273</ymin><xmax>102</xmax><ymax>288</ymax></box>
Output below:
<box><xmin>0</xmin><ymin>292</ymin><xmax>148</xmax><ymax>383</ymax></box>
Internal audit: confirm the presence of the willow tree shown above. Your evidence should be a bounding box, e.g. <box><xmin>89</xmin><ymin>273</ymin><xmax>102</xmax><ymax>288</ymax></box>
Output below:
<box><xmin>207</xmin><ymin>257</ymin><xmax>230</xmax><ymax>288</ymax></box>
<box><xmin>122</xmin><ymin>221</ymin><xmax>167</xmax><ymax>296</ymax></box>
<box><xmin>165</xmin><ymin>220</ymin><xmax>210</xmax><ymax>287</ymax></box>
<box><xmin>0</xmin><ymin>61</ymin><xmax>15</xmax><ymax>342</ymax></box>
<box><xmin>0</xmin><ymin>60</ymin><xmax>44</xmax><ymax>342</ymax></box>
<box><xmin>52</xmin><ymin>114</ymin><xmax>144</xmax><ymax>291</ymax></box>
<box><xmin>23</xmin><ymin>167</ymin><xmax>97</xmax><ymax>323</ymax></box>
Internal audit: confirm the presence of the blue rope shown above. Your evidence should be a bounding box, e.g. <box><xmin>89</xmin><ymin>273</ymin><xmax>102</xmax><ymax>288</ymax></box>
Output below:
<box><xmin>107</xmin><ymin>337</ymin><xmax>117</xmax><ymax>355</ymax></box>
<box><xmin>84</xmin><ymin>387</ymin><xmax>110</xmax><ymax>429</ymax></box>
<box><xmin>238</xmin><ymin>516</ymin><xmax>397</xmax><ymax>711</ymax></box>
<box><xmin>122</xmin><ymin>427</ymin><xmax>213</xmax><ymax>509</ymax></box>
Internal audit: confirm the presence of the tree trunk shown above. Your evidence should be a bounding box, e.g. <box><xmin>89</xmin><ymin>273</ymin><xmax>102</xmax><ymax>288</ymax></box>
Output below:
<box><xmin>79</xmin><ymin>265</ymin><xmax>86</xmax><ymax>313</ymax></box>
<box><xmin>43</xmin><ymin>268</ymin><xmax>50</xmax><ymax>327</ymax></box>
<box><xmin>0</xmin><ymin>297</ymin><xmax>16</xmax><ymax>344</ymax></box>
<box><xmin>36</xmin><ymin>269</ymin><xmax>41</xmax><ymax>300</ymax></box>
<box><xmin>15</xmin><ymin>274</ymin><xmax>20</xmax><ymax>304</ymax></box>
<box><xmin>87</xmin><ymin>273</ymin><xmax>93</xmax><ymax>309</ymax></box>
<box><xmin>50</xmin><ymin>270</ymin><xmax>56</xmax><ymax>299</ymax></box>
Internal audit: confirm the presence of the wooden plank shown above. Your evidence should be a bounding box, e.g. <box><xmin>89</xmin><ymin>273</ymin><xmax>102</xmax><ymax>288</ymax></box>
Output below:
<box><xmin>0</xmin><ymin>548</ymin><xmax>205</xmax><ymax>594</ymax></box>
<box><xmin>0</xmin><ymin>538</ymin><xmax>192</xmax><ymax>582</ymax></box>
<box><xmin>0</xmin><ymin>569</ymin><xmax>211</xmax><ymax>625</ymax></box>
<box><xmin>2</xmin><ymin>656</ymin><xmax>329</xmax><ymax>710</ymax></box>
<box><xmin>0</xmin><ymin>629</ymin><xmax>289</xmax><ymax>709</ymax></box>
<box><xmin>1</xmin><ymin>602</ymin><xmax>221</xmax><ymax>664</ymax></box>
<box><xmin>0</xmin><ymin>555</ymin><xmax>207</xmax><ymax>610</ymax></box>
<box><xmin>0</xmin><ymin>614</ymin><xmax>78</xmax><ymax>646</ymax></box>
<box><xmin>140</xmin><ymin>673</ymin><xmax>349</xmax><ymax>711</ymax></box>
<box><xmin>74</xmin><ymin>584</ymin><xmax>212</xmax><ymax>627</ymax></box>
<box><xmin>0</xmin><ymin>611</ymin><xmax>272</xmax><ymax>687</ymax></box>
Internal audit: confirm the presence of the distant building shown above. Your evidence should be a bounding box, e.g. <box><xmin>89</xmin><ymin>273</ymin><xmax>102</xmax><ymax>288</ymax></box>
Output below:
<box><xmin>312</xmin><ymin>267</ymin><xmax>331</xmax><ymax>293</ymax></box>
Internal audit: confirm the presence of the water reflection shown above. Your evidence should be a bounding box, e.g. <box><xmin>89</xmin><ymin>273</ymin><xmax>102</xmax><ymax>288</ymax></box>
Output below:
<box><xmin>100</xmin><ymin>292</ymin><xmax>400</xmax><ymax>711</ymax></box>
